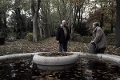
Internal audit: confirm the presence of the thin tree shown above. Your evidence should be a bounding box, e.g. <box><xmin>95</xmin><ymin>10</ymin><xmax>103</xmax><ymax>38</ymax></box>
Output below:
<box><xmin>31</xmin><ymin>0</ymin><xmax>41</xmax><ymax>42</ymax></box>
<box><xmin>116</xmin><ymin>0</ymin><xmax>120</xmax><ymax>47</ymax></box>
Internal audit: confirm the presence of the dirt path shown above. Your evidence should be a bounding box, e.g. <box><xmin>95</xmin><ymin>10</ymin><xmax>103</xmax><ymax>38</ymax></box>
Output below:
<box><xmin>39</xmin><ymin>37</ymin><xmax>88</xmax><ymax>52</ymax></box>
<box><xmin>1</xmin><ymin>37</ymin><xmax>119</xmax><ymax>55</ymax></box>
<box><xmin>0</xmin><ymin>37</ymin><xmax>88</xmax><ymax>55</ymax></box>
<box><xmin>39</xmin><ymin>37</ymin><xmax>59</xmax><ymax>52</ymax></box>
<box><xmin>30</xmin><ymin>37</ymin><xmax>120</xmax><ymax>55</ymax></box>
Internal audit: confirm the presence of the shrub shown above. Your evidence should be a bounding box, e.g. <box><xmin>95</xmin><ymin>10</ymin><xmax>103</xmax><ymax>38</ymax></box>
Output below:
<box><xmin>26</xmin><ymin>33</ymin><xmax>33</xmax><ymax>41</ymax></box>
<box><xmin>0</xmin><ymin>32</ymin><xmax>5</xmax><ymax>38</ymax></box>
<box><xmin>20</xmin><ymin>32</ymin><xmax>28</xmax><ymax>39</ymax></box>
<box><xmin>82</xmin><ymin>36</ymin><xmax>92</xmax><ymax>43</ymax></box>
<box><xmin>104</xmin><ymin>29</ymin><xmax>111</xmax><ymax>35</ymax></box>
<box><xmin>71</xmin><ymin>33</ymin><xmax>81</xmax><ymax>41</ymax></box>
<box><xmin>74</xmin><ymin>22</ymin><xmax>91</xmax><ymax>36</ymax></box>
<box><xmin>6</xmin><ymin>33</ymin><xmax>16</xmax><ymax>42</ymax></box>
<box><xmin>107</xmin><ymin>33</ymin><xmax>115</xmax><ymax>45</ymax></box>
<box><xmin>0</xmin><ymin>37</ymin><xmax>5</xmax><ymax>45</ymax></box>
<box><xmin>0</xmin><ymin>32</ymin><xmax>5</xmax><ymax>45</ymax></box>
<box><xmin>71</xmin><ymin>33</ymin><xmax>92</xmax><ymax>43</ymax></box>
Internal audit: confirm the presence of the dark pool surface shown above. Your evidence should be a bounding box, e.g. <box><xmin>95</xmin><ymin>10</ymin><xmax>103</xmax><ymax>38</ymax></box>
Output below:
<box><xmin>0</xmin><ymin>58</ymin><xmax>120</xmax><ymax>80</ymax></box>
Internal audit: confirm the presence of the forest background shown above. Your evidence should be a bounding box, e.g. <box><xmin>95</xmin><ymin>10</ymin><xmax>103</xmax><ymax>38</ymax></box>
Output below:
<box><xmin>0</xmin><ymin>0</ymin><xmax>120</xmax><ymax>55</ymax></box>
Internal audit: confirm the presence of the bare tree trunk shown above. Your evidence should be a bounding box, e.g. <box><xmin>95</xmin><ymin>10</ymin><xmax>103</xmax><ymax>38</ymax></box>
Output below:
<box><xmin>31</xmin><ymin>0</ymin><xmax>41</xmax><ymax>42</ymax></box>
<box><xmin>100</xmin><ymin>13</ymin><xmax>104</xmax><ymax>28</ymax></box>
<box><xmin>110</xmin><ymin>1</ymin><xmax>114</xmax><ymax>33</ymax></box>
<box><xmin>111</xmin><ymin>23</ymin><xmax>114</xmax><ymax>33</ymax></box>
<box><xmin>61</xmin><ymin>0</ymin><xmax>66</xmax><ymax>20</ymax></box>
<box><xmin>57</xmin><ymin>5</ymin><xmax>62</xmax><ymax>23</ymax></box>
<box><xmin>33</xmin><ymin>13</ymin><xmax>39</xmax><ymax>42</ymax></box>
<box><xmin>73</xmin><ymin>5</ymin><xmax>78</xmax><ymax>26</ymax></box>
<box><xmin>57</xmin><ymin>0</ymin><xmax>68</xmax><ymax>22</ymax></box>
<box><xmin>116</xmin><ymin>0</ymin><xmax>120</xmax><ymax>47</ymax></box>
<box><xmin>38</xmin><ymin>25</ymin><xmax>43</xmax><ymax>39</ymax></box>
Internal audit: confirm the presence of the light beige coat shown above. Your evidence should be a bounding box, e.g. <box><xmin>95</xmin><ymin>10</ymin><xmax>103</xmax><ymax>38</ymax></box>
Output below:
<box><xmin>92</xmin><ymin>27</ymin><xmax>107</xmax><ymax>49</ymax></box>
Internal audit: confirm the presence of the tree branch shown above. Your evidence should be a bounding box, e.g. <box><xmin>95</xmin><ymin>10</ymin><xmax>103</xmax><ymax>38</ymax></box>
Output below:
<box><xmin>30</xmin><ymin>0</ymin><xmax>35</xmax><ymax>16</ymax></box>
<box><xmin>37</xmin><ymin>0</ymin><xmax>41</xmax><ymax>12</ymax></box>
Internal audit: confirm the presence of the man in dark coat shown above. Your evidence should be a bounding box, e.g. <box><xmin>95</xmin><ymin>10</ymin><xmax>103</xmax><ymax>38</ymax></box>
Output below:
<box><xmin>56</xmin><ymin>20</ymin><xmax>70</xmax><ymax>52</ymax></box>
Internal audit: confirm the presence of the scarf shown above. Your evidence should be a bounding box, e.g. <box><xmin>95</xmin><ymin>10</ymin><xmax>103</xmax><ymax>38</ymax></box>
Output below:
<box><xmin>60</xmin><ymin>24</ymin><xmax>67</xmax><ymax>38</ymax></box>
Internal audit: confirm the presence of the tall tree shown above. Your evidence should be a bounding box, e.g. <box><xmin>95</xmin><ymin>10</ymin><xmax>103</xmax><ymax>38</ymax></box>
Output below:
<box><xmin>116</xmin><ymin>0</ymin><xmax>120</xmax><ymax>47</ymax></box>
<box><xmin>108</xmin><ymin>0</ymin><xmax>116</xmax><ymax>33</ymax></box>
<box><xmin>0</xmin><ymin>0</ymin><xmax>12</xmax><ymax>38</ymax></box>
<box><xmin>67</xmin><ymin>0</ymin><xmax>88</xmax><ymax>35</ymax></box>
<box><xmin>14</xmin><ymin>0</ymin><xmax>24</xmax><ymax>38</ymax></box>
<box><xmin>40</xmin><ymin>0</ymin><xmax>51</xmax><ymax>38</ymax></box>
<box><xmin>31</xmin><ymin>0</ymin><xmax>41</xmax><ymax>42</ymax></box>
<box><xmin>9</xmin><ymin>0</ymin><xmax>31</xmax><ymax>39</ymax></box>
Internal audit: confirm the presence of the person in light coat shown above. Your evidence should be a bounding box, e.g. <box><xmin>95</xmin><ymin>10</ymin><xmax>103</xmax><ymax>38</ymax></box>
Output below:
<box><xmin>89</xmin><ymin>22</ymin><xmax>107</xmax><ymax>53</ymax></box>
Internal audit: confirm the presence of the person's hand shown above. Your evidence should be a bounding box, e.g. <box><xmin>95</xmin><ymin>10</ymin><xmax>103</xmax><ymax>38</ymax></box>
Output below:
<box><xmin>90</xmin><ymin>41</ymin><xmax>94</xmax><ymax>44</ymax></box>
<box><xmin>57</xmin><ymin>41</ymin><xmax>59</xmax><ymax>44</ymax></box>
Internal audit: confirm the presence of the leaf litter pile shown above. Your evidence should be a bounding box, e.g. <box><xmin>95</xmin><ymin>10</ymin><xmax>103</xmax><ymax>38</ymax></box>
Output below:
<box><xmin>39</xmin><ymin>52</ymin><xmax>73</xmax><ymax>57</ymax></box>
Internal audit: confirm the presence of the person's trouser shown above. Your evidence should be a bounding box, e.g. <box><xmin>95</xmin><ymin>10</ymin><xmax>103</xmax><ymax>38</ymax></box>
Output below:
<box><xmin>59</xmin><ymin>42</ymin><xmax>68</xmax><ymax>52</ymax></box>
<box><xmin>89</xmin><ymin>43</ymin><xmax>106</xmax><ymax>54</ymax></box>
<box><xmin>96</xmin><ymin>48</ymin><xmax>106</xmax><ymax>53</ymax></box>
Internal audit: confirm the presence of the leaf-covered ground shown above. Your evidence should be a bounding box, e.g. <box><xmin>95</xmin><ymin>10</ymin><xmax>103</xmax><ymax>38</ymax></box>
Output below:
<box><xmin>0</xmin><ymin>37</ymin><xmax>120</xmax><ymax>56</ymax></box>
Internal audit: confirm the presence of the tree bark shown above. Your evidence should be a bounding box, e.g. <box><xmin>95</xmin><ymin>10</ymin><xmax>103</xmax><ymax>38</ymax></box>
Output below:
<box><xmin>31</xmin><ymin>0</ymin><xmax>41</xmax><ymax>42</ymax></box>
<box><xmin>110</xmin><ymin>1</ymin><xmax>114</xmax><ymax>33</ymax></box>
<box><xmin>100</xmin><ymin>13</ymin><xmax>104</xmax><ymax>28</ymax></box>
<box><xmin>111</xmin><ymin>24</ymin><xmax>114</xmax><ymax>33</ymax></box>
<box><xmin>116</xmin><ymin>0</ymin><xmax>120</xmax><ymax>47</ymax></box>
<box><xmin>33</xmin><ymin>13</ymin><xmax>39</xmax><ymax>42</ymax></box>
<box><xmin>38</xmin><ymin>25</ymin><xmax>43</xmax><ymax>39</ymax></box>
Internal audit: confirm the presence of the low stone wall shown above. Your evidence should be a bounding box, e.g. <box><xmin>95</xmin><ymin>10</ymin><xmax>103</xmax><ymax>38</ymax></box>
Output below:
<box><xmin>0</xmin><ymin>52</ymin><xmax>40</xmax><ymax>61</ymax></box>
<box><xmin>74</xmin><ymin>52</ymin><xmax>120</xmax><ymax>66</ymax></box>
<box><xmin>0</xmin><ymin>52</ymin><xmax>120</xmax><ymax>66</ymax></box>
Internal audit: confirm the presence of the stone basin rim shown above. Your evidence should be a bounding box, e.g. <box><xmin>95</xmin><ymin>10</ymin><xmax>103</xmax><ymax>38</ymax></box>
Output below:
<box><xmin>0</xmin><ymin>52</ymin><xmax>120</xmax><ymax>66</ymax></box>
<box><xmin>32</xmin><ymin>52</ymin><xmax>79</xmax><ymax>66</ymax></box>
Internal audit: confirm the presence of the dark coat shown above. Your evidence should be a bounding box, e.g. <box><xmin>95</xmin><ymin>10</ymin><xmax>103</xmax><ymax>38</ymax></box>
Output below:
<box><xmin>56</xmin><ymin>26</ymin><xmax>70</xmax><ymax>43</ymax></box>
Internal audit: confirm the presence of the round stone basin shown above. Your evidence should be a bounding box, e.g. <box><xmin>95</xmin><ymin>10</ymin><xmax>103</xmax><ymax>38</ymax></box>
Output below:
<box><xmin>1</xmin><ymin>52</ymin><xmax>120</xmax><ymax>80</ymax></box>
<box><xmin>32</xmin><ymin>52</ymin><xmax>79</xmax><ymax>70</ymax></box>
